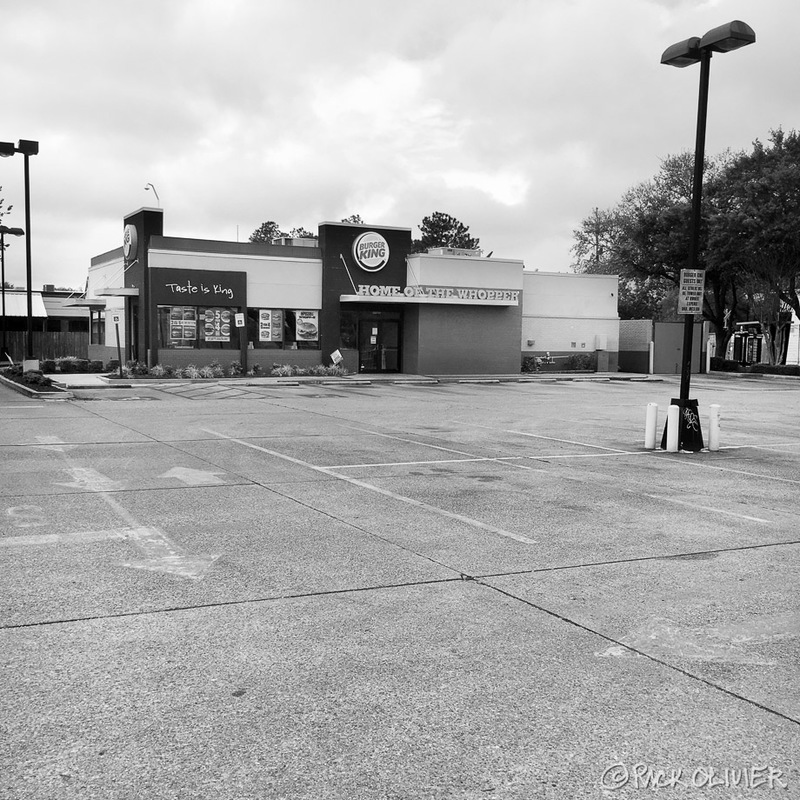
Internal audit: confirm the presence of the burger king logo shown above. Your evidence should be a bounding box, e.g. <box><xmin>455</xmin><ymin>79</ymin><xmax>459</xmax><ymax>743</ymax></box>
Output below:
<box><xmin>352</xmin><ymin>231</ymin><xmax>389</xmax><ymax>272</ymax></box>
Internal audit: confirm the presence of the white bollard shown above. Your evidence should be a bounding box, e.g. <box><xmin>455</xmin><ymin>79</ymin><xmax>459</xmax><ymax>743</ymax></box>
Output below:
<box><xmin>644</xmin><ymin>403</ymin><xmax>658</xmax><ymax>449</ymax></box>
<box><xmin>709</xmin><ymin>404</ymin><xmax>721</xmax><ymax>452</ymax></box>
<box><xmin>666</xmin><ymin>404</ymin><xmax>680</xmax><ymax>452</ymax></box>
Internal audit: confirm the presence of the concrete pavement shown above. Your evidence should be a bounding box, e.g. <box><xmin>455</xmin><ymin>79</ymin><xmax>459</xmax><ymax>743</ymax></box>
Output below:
<box><xmin>1</xmin><ymin>375</ymin><xmax>798</xmax><ymax>798</ymax></box>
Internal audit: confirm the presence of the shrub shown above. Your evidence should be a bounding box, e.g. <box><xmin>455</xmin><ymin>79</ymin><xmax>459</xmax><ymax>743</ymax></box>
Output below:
<box><xmin>521</xmin><ymin>356</ymin><xmax>541</xmax><ymax>373</ymax></box>
<box><xmin>749</xmin><ymin>363</ymin><xmax>800</xmax><ymax>376</ymax></box>
<box><xmin>57</xmin><ymin>357</ymin><xmax>78</xmax><ymax>373</ymax></box>
<box><xmin>228</xmin><ymin>360</ymin><xmax>243</xmax><ymax>377</ymax></box>
<box><xmin>106</xmin><ymin>359</ymin><xmax>120</xmax><ymax>372</ymax></box>
<box><xmin>126</xmin><ymin>360</ymin><xmax>149</xmax><ymax>376</ymax></box>
<box><xmin>563</xmin><ymin>353</ymin><xmax>596</xmax><ymax>371</ymax></box>
<box><xmin>41</xmin><ymin>359</ymin><xmax>56</xmax><ymax>373</ymax></box>
<box><xmin>182</xmin><ymin>364</ymin><xmax>201</xmax><ymax>379</ymax></box>
<box><xmin>75</xmin><ymin>359</ymin><xmax>90</xmax><ymax>373</ymax></box>
<box><xmin>149</xmin><ymin>364</ymin><xmax>167</xmax><ymax>377</ymax></box>
<box><xmin>710</xmin><ymin>357</ymin><xmax>740</xmax><ymax>372</ymax></box>
<box><xmin>89</xmin><ymin>360</ymin><xmax>104</xmax><ymax>373</ymax></box>
<box><xmin>208</xmin><ymin>360</ymin><xmax>224</xmax><ymax>378</ymax></box>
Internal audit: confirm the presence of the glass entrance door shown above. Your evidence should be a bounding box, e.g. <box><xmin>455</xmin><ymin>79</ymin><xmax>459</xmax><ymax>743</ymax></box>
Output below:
<box><xmin>358</xmin><ymin>319</ymin><xmax>400</xmax><ymax>373</ymax></box>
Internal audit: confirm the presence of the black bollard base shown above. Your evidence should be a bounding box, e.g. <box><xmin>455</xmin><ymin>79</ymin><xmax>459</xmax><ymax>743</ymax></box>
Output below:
<box><xmin>660</xmin><ymin>398</ymin><xmax>704</xmax><ymax>452</ymax></box>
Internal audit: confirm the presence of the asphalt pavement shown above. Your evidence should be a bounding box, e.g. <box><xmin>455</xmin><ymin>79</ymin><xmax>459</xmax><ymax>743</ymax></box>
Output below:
<box><xmin>1</xmin><ymin>374</ymin><xmax>798</xmax><ymax>799</ymax></box>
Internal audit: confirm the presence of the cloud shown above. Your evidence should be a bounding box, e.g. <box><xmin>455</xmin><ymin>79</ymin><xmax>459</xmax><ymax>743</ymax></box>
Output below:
<box><xmin>0</xmin><ymin>0</ymin><xmax>796</xmax><ymax>288</ymax></box>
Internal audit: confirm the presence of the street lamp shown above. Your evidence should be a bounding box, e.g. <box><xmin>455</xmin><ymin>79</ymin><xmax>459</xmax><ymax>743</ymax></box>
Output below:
<box><xmin>0</xmin><ymin>225</ymin><xmax>25</xmax><ymax>364</ymax></box>
<box><xmin>0</xmin><ymin>139</ymin><xmax>39</xmax><ymax>362</ymax></box>
<box><xmin>144</xmin><ymin>183</ymin><xmax>160</xmax><ymax>207</ymax></box>
<box><xmin>660</xmin><ymin>20</ymin><xmax>755</xmax><ymax>450</ymax></box>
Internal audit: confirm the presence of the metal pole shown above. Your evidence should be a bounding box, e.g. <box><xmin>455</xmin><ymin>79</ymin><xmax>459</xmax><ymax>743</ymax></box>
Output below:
<box><xmin>23</xmin><ymin>152</ymin><xmax>33</xmax><ymax>361</ymax></box>
<box><xmin>1</xmin><ymin>231</ymin><xmax>7</xmax><ymax>362</ymax></box>
<box><xmin>680</xmin><ymin>49</ymin><xmax>712</xmax><ymax>401</ymax></box>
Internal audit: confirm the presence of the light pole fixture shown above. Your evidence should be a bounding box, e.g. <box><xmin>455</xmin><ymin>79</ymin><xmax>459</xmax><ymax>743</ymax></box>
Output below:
<box><xmin>0</xmin><ymin>224</ymin><xmax>25</xmax><ymax>363</ymax></box>
<box><xmin>660</xmin><ymin>20</ymin><xmax>754</xmax><ymax>449</ymax></box>
<box><xmin>144</xmin><ymin>183</ymin><xmax>160</xmax><ymax>207</ymax></box>
<box><xmin>0</xmin><ymin>139</ymin><xmax>39</xmax><ymax>361</ymax></box>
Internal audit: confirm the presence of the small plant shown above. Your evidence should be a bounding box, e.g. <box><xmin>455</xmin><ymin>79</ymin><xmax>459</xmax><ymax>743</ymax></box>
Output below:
<box><xmin>106</xmin><ymin>359</ymin><xmax>120</xmax><ymax>372</ymax></box>
<box><xmin>57</xmin><ymin>356</ymin><xmax>78</xmax><ymax>373</ymax></box>
<box><xmin>228</xmin><ymin>360</ymin><xmax>243</xmax><ymax>377</ymax></box>
<box><xmin>125</xmin><ymin>360</ymin><xmax>149</xmax><ymax>376</ymax></box>
<box><xmin>182</xmin><ymin>364</ymin><xmax>201</xmax><ymax>379</ymax></box>
<box><xmin>207</xmin><ymin>360</ymin><xmax>225</xmax><ymax>378</ymax></box>
<box><xmin>247</xmin><ymin>364</ymin><xmax>263</xmax><ymax>377</ymax></box>
<box><xmin>150</xmin><ymin>364</ymin><xmax>167</xmax><ymax>377</ymax></box>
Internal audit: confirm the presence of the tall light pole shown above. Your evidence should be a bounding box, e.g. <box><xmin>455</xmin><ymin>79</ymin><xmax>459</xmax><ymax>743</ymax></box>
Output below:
<box><xmin>0</xmin><ymin>225</ymin><xmax>25</xmax><ymax>363</ymax></box>
<box><xmin>0</xmin><ymin>139</ymin><xmax>39</xmax><ymax>362</ymax></box>
<box><xmin>144</xmin><ymin>183</ymin><xmax>160</xmax><ymax>207</ymax></box>
<box><xmin>661</xmin><ymin>21</ymin><xmax>755</xmax><ymax>449</ymax></box>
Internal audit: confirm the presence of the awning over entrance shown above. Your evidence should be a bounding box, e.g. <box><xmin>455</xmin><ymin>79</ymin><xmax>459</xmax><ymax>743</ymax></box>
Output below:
<box><xmin>1</xmin><ymin>291</ymin><xmax>48</xmax><ymax>318</ymax></box>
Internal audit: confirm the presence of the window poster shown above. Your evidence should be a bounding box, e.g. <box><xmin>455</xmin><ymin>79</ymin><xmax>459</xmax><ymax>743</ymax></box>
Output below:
<box><xmin>295</xmin><ymin>310</ymin><xmax>319</xmax><ymax>342</ymax></box>
<box><xmin>169</xmin><ymin>306</ymin><xmax>197</xmax><ymax>345</ymax></box>
<box><xmin>258</xmin><ymin>309</ymin><xmax>284</xmax><ymax>342</ymax></box>
<box><xmin>203</xmin><ymin>307</ymin><xmax>232</xmax><ymax>343</ymax></box>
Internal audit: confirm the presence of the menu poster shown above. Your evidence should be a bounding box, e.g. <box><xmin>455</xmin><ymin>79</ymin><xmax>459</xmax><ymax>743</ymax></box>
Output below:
<box><xmin>169</xmin><ymin>306</ymin><xmax>197</xmax><ymax>345</ymax></box>
<box><xmin>258</xmin><ymin>309</ymin><xmax>284</xmax><ymax>343</ymax></box>
<box><xmin>296</xmin><ymin>310</ymin><xmax>319</xmax><ymax>342</ymax></box>
<box><xmin>203</xmin><ymin>307</ymin><xmax>232</xmax><ymax>343</ymax></box>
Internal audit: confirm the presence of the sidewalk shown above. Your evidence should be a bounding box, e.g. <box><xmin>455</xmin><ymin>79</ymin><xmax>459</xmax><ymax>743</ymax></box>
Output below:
<box><xmin>48</xmin><ymin>371</ymin><xmax>662</xmax><ymax>389</ymax></box>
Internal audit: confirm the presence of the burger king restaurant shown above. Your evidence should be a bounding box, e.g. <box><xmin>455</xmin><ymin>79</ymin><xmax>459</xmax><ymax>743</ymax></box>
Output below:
<box><xmin>85</xmin><ymin>208</ymin><xmax>529</xmax><ymax>375</ymax></box>
<box><xmin>85</xmin><ymin>208</ymin><xmax>618</xmax><ymax>375</ymax></box>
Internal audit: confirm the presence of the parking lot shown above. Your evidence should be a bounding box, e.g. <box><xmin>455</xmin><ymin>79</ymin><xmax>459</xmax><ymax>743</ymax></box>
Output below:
<box><xmin>1</xmin><ymin>374</ymin><xmax>798</xmax><ymax>799</ymax></box>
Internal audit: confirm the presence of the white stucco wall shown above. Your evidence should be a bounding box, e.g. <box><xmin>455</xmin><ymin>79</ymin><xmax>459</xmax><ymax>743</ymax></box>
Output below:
<box><xmin>521</xmin><ymin>272</ymin><xmax>619</xmax><ymax>352</ymax></box>
<box><xmin>148</xmin><ymin>249</ymin><xmax>323</xmax><ymax>309</ymax></box>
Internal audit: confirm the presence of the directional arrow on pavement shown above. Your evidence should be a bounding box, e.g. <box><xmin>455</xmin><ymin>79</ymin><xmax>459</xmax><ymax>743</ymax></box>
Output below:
<box><xmin>120</xmin><ymin>526</ymin><xmax>220</xmax><ymax>579</ymax></box>
<box><xmin>159</xmin><ymin>467</ymin><xmax>228</xmax><ymax>486</ymax></box>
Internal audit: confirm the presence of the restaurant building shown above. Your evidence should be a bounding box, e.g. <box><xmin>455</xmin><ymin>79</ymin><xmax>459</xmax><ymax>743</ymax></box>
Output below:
<box><xmin>85</xmin><ymin>208</ymin><xmax>617</xmax><ymax>374</ymax></box>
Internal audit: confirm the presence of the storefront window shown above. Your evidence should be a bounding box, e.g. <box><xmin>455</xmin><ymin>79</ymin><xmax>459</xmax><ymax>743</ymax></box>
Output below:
<box><xmin>158</xmin><ymin>305</ymin><xmax>238</xmax><ymax>350</ymax></box>
<box><xmin>247</xmin><ymin>308</ymin><xmax>283</xmax><ymax>349</ymax></box>
<box><xmin>246</xmin><ymin>308</ymin><xmax>319</xmax><ymax>350</ymax></box>
<box><xmin>339</xmin><ymin>310</ymin><xmax>358</xmax><ymax>349</ymax></box>
<box><xmin>91</xmin><ymin>310</ymin><xmax>106</xmax><ymax>345</ymax></box>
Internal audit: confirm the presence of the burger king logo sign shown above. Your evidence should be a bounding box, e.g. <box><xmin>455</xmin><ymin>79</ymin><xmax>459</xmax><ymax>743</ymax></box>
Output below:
<box><xmin>352</xmin><ymin>231</ymin><xmax>389</xmax><ymax>272</ymax></box>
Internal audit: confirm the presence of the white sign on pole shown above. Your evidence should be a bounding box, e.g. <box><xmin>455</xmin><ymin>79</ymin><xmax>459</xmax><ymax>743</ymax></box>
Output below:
<box><xmin>112</xmin><ymin>314</ymin><xmax>121</xmax><ymax>324</ymax></box>
<box><xmin>678</xmin><ymin>269</ymin><xmax>705</xmax><ymax>315</ymax></box>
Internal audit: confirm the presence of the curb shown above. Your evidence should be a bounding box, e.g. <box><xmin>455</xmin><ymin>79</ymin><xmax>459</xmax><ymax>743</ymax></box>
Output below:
<box><xmin>0</xmin><ymin>373</ymin><xmax>74</xmax><ymax>400</ymax></box>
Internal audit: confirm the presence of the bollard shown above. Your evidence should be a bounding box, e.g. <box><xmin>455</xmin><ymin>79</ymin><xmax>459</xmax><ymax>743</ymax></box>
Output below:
<box><xmin>709</xmin><ymin>404</ymin><xmax>721</xmax><ymax>452</ymax></box>
<box><xmin>644</xmin><ymin>403</ymin><xmax>658</xmax><ymax>450</ymax></box>
<box><xmin>665</xmin><ymin>404</ymin><xmax>680</xmax><ymax>452</ymax></box>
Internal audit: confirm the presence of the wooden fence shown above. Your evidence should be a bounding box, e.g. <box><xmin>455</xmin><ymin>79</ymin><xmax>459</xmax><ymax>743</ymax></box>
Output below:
<box><xmin>3</xmin><ymin>332</ymin><xmax>89</xmax><ymax>361</ymax></box>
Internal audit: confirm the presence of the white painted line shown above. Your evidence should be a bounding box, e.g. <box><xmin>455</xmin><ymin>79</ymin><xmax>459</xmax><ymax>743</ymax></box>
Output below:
<box><xmin>0</xmin><ymin>528</ymin><xmax>130</xmax><ymax>547</ymax></box>
<box><xmin>640</xmin><ymin>493</ymin><xmax>772</xmax><ymax>524</ymax></box>
<box><xmin>202</xmin><ymin>428</ymin><xmax>538</xmax><ymax>545</ymax></box>
<box><xmin>466</xmin><ymin>421</ymin><xmax>634</xmax><ymax>454</ymax></box>
<box><xmin>660</xmin><ymin>458</ymin><xmax>800</xmax><ymax>486</ymax></box>
<box><xmin>338</xmin><ymin>424</ymin><xmax>485</xmax><ymax>459</ymax></box>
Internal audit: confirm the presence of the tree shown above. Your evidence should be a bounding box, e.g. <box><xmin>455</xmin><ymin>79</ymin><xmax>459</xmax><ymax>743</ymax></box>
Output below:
<box><xmin>249</xmin><ymin>221</ymin><xmax>286</xmax><ymax>243</ymax></box>
<box><xmin>571</xmin><ymin>152</ymin><xmax>740</xmax><ymax>351</ymax></box>
<box><xmin>288</xmin><ymin>226</ymin><xmax>317</xmax><ymax>240</ymax></box>
<box><xmin>706</xmin><ymin>129</ymin><xmax>800</xmax><ymax>363</ymax></box>
<box><xmin>341</xmin><ymin>214</ymin><xmax>363</xmax><ymax>224</ymax></box>
<box><xmin>412</xmin><ymin>212</ymin><xmax>480</xmax><ymax>253</ymax></box>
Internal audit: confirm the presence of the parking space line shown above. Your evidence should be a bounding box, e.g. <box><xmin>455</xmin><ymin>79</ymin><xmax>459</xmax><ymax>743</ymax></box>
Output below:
<box><xmin>202</xmin><ymin>428</ymin><xmax>539</xmax><ymax>545</ymax></box>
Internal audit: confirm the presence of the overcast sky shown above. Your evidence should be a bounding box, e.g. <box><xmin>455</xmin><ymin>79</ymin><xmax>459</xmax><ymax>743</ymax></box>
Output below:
<box><xmin>1</xmin><ymin>0</ymin><xmax>795</xmax><ymax>291</ymax></box>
